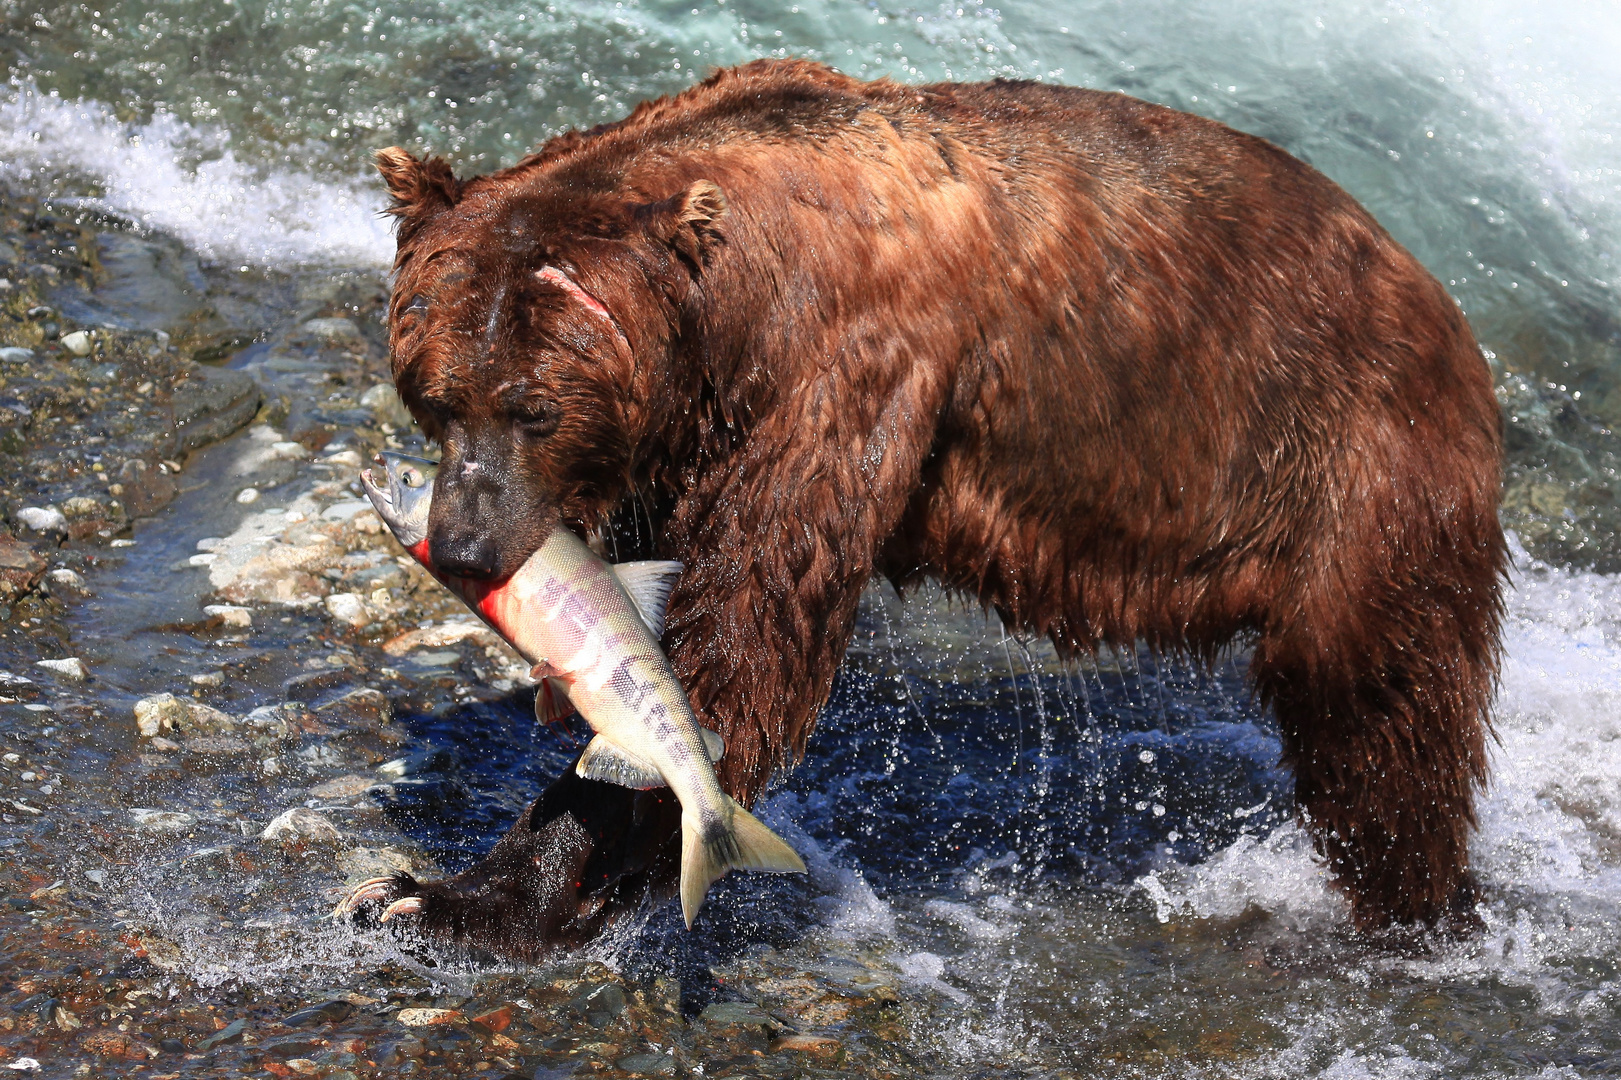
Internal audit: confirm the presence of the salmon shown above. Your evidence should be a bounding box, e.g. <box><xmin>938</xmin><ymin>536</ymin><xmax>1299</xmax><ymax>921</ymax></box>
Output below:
<box><xmin>360</xmin><ymin>452</ymin><xmax>805</xmax><ymax>926</ymax></box>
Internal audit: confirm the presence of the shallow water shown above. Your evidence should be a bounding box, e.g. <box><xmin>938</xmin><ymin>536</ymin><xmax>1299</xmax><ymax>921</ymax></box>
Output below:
<box><xmin>2</xmin><ymin>1</ymin><xmax>1621</xmax><ymax>1077</ymax></box>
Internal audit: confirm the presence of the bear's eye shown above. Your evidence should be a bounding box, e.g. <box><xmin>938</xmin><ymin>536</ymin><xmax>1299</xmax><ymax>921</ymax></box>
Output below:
<box><xmin>513</xmin><ymin>404</ymin><xmax>559</xmax><ymax>439</ymax></box>
<box><xmin>395</xmin><ymin>294</ymin><xmax>429</xmax><ymax>332</ymax></box>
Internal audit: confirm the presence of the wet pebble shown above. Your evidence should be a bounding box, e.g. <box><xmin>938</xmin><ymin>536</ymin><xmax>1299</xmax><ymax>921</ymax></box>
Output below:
<box><xmin>130</xmin><ymin>808</ymin><xmax>196</xmax><ymax>831</ymax></box>
<box><xmin>260</xmin><ymin>806</ymin><xmax>340</xmax><ymax>842</ymax></box>
<box><xmin>337</xmin><ymin>845</ymin><xmax>415</xmax><ymax>879</ymax></box>
<box><xmin>310</xmin><ymin>774</ymin><xmax>376</xmax><ymax>798</ymax></box>
<box><xmin>571</xmin><ymin>983</ymin><xmax>627</xmax><ymax>1027</ymax></box>
<box><xmin>182</xmin><ymin>734</ymin><xmax>251</xmax><ymax>755</ymax></box>
<box><xmin>324</xmin><ymin>591</ymin><xmax>371</xmax><ymax>627</ymax></box>
<box><xmin>15</xmin><ymin>506</ymin><xmax>66</xmax><ymax>533</ymax></box>
<box><xmin>300</xmin><ymin>316</ymin><xmax>363</xmax><ymax>342</ymax></box>
<box><xmin>700</xmin><ymin>1001</ymin><xmax>775</xmax><ymax>1032</ymax></box>
<box><xmin>770</xmin><ymin>1033</ymin><xmax>843</xmax><ymax>1055</ymax></box>
<box><xmin>195</xmin><ymin>1017</ymin><xmax>247</xmax><ymax>1051</ymax></box>
<box><xmin>282</xmin><ymin>999</ymin><xmax>355</xmax><ymax>1027</ymax></box>
<box><xmin>396</xmin><ymin>1007</ymin><xmax>460</xmax><ymax>1027</ymax></box>
<box><xmin>617</xmin><ymin>1051</ymin><xmax>677</xmax><ymax>1075</ymax></box>
<box><xmin>203</xmin><ymin>603</ymin><xmax>253</xmax><ymax>627</ymax></box>
<box><xmin>34</xmin><ymin>657</ymin><xmax>88</xmax><ymax>681</ymax></box>
<box><xmin>133</xmin><ymin>692</ymin><xmax>236</xmax><ymax>737</ymax></box>
<box><xmin>46</xmin><ymin>567</ymin><xmax>85</xmax><ymax>590</ymax></box>
<box><xmin>59</xmin><ymin>329</ymin><xmax>93</xmax><ymax>356</ymax></box>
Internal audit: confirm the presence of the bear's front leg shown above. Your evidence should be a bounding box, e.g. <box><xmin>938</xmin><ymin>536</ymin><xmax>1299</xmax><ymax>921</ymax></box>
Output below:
<box><xmin>335</xmin><ymin>764</ymin><xmax>681</xmax><ymax>960</ymax></box>
<box><xmin>340</xmin><ymin>359</ymin><xmax>944</xmax><ymax>951</ymax></box>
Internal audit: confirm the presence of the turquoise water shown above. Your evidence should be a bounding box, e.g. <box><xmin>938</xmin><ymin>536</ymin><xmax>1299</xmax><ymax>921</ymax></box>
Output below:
<box><xmin>5</xmin><ymin>0</ymin><xmax>1620</xmax><ymax>562</ymax></box>
<box><xmin>5</xmin><ymin>2</ymin><xmax>1621</xmax><ymax>1076</ymax></box>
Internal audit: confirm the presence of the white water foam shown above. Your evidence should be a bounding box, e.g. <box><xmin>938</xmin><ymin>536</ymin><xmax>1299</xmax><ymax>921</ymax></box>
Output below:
<box><xmin>0</xmin><ymin>80</ymin><xmax>394</xmax><ymax>270</ymax></box>
<box><xmin>1138</xmin><ymin>535</ymin><xmax>1621</xmax><ymax>1000</ymax></box>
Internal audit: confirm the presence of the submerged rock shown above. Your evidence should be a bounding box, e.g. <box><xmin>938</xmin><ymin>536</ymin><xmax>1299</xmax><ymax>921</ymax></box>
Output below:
<box><xmin>310</xmin><ymin>774</ymin><xmax>377</xmax><ymax>799</ymax></box>
<box><xmin>282</xmin><ymin>999</ymin><xmax>355</xmax><ymax>1027</ymax></box>
<box><xmin>260</xmin><ymin>807</ymin><xmax>340</xmax><ymax>843</ymax></box>
<box><xmin>59</xmin><ymin>329</ymin><xmax>93</xmax><ymax>356</ymax></box>
<box><xmin>324</xmin><ymin>592</ymin><xmax>370</xmax><ymax>627</ymax></box>
<box><xmin>202</xmin><ymin>603</ymin><xmax>252</xmax><ymax>627</ymax></box>
<box><xmin>119</xmin><ymin>458</ymin><xmax>180</xmax><ymax>518</ymax></box>
<box><xmin>14</xmin><ymin>506</ymin><xmax>66</xmax><ymax>534</ymax></box>
<box><xmin>337</xmin><ymin>845</ymin><xmax>415</xmax><ymax>880</ymax></box>
<box><xmin>130</xmin><ymin>808</ymin><xmax>196</xmax><ymax>831</ymax></box>
<box><xmin>395</xmin><ymin>1008</ymin><xmax>460</xmax><ymax>1027</ymax></box>
<box><xmin>35</xmin><ymin>657</ymin><xmax>88</xmax><ymax>681</ymax></box>
<box><xmin>133</xmin><ymin>693</ymin><xmax>237</xmax><ymax>737</ymax></box>
<box><xmin>0</xmin><ymin>535</ymin><xmax>46</xmax><ymax>599</ymax></box>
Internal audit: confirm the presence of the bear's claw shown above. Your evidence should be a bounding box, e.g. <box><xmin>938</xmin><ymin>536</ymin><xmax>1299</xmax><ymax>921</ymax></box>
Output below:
<box><xmin>380</xmin><ymin>896</ymin><xmax>426</xmax><ymax>922</ymax></box>
<box><xmin>331</xmin><ymin>876</ymin><xmax>399</xmax><ymax>918</ymax></box>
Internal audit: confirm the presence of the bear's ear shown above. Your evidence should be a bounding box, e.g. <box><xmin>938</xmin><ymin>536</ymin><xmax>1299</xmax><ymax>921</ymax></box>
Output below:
<box><xmin>637</xmin><ymin>180</ymin><xmax>728</xmax><ymax>266</ymax></box>
<box><xmin>376</xmin><ymin>146</ymin><xmax>463</xmax><ymax>231</ymax></box>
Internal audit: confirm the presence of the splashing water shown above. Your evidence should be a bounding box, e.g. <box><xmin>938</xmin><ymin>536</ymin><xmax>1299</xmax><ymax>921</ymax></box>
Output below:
<box><xmin>3</xmin><ymin>0</ymin><xmax>1621</xmax><ymax>1075</ymax></box>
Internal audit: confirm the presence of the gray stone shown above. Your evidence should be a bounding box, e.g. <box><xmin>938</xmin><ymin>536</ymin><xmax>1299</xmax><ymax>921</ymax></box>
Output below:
<box><xmin>34</xmin><ymin>658</ymin><xmax>88</xmax><ymax>682</ymax></box>
<box><xmin>571</xmin><ymin>983</ymin><xmax>626</xmax><ymax>1027</ymax></box>
<box><xmin>118</xmin><ymin>459</ymin><xmax>179</xmax><ymax>518</ymax></box>
<box><xmin>195</xmin><ymin>1018</ymin><xmax>247</xmax><ymax>1052</ymax></box>
<box><xmin>130</xmin><ymin>808</ymin><xmax>196</xmax><ymax>831</ymax></box>
<box><xmin>260</xmin><ymin>807</ymin><xmax>340</xmax><ymax>843</ymax></box>
<box><xmin>281</xmin><ymin>1000</ymin><xmax>353</xmax><ymax>1027</ymax></box>
<box><xmin>700</xmin><ymin>1001</ymin><xmax>774</xmax><ymax>1029</ymax></box>
<box><xmin>15</xmin><ymin>506</ymin><xmax>66</xmax><ymax>533</ymax></box>
<box><xmin>300</xmin><ymin>317</ymin><xmax>363</xmax><ymax>342</ymax></box>
<box><xmin>616</xmin><ymin>1052</ymin><xmax>676</xmax><ymax>1075</ymax></box>
<box><xmin>171</xmin><ymin>364</ymin><xmax>261</xmax><ymax>453</ymax></box>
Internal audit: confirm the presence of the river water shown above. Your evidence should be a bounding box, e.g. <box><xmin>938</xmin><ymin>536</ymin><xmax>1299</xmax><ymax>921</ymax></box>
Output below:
<box><xmin>2</xmin><ymin>1</ymin><xmax>1620</xmax><ymax>1077</ymax></box>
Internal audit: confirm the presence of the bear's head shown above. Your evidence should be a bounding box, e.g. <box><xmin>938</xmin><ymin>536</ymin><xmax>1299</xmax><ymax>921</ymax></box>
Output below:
<box><xmin>375</xmin><ymin>146</ymin><xmax>728</xmax><ymax>580</ymax></box>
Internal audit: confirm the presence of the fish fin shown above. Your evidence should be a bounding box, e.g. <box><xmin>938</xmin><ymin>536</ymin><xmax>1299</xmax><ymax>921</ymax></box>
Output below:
<box><xmin>575</xmin><ymin>735</ymin><xmax>666</xmax><ymax>790</ymax></box>
<box><xmin>611</xmin><ymin>560</ymin><xmax>684</xmax><ymax>639</ymax></box>
<box><xmin>679</xmin><ymin>797</ymin><xmax>807</xmax><ymax>928</ymax></box>
<box><xmin>534</xmin><ymin>677</ymin><xmax>577</xmax><ymax>727</ymax></box>
<box><xmin>700</xmin><ymin>726</ymin><xmax>725</xmax><ymax>762</ymax></box>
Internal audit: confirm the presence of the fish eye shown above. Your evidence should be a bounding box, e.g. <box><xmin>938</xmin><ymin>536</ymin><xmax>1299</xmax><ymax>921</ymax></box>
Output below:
<box><xmin>400</xmin><ymin>466</ymin><xmax>426</xmax><ymax>488</ymax></box>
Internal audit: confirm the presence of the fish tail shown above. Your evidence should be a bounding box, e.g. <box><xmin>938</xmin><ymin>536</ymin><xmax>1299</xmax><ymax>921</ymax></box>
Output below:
<box><xmin>679</xmin><ymin>797</ymin><xmax>807</xmax><ymax>928</ymax></box>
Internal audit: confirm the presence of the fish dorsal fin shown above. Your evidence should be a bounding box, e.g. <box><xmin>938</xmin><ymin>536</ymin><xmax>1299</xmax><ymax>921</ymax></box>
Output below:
<box><xmin>699</xmin><ymin>726</ymin><xmax>725</xmax><ymax>762</ymax></box>
<box><xmin>611</xmin><ymin>560</ymin><xmax>683</xmax><ymax>639</ymax></box>
<box><xmin>576</xmin><ymin>735</ymin><xmax>666</xmax><ymax>790</ymax></box>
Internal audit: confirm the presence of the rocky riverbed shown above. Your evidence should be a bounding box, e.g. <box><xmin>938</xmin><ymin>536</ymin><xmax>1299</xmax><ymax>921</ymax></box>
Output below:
<box><xmin>0</xmin><ymin>184</ymin><xmax>941</xmax><ymax>1080</ymax></box>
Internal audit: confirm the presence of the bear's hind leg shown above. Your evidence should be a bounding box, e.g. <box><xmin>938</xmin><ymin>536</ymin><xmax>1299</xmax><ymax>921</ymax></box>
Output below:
<box><xmin>1248</xmin><ymin>538</ymin><xmax>1503</xmax><ymax>931</ymax></box>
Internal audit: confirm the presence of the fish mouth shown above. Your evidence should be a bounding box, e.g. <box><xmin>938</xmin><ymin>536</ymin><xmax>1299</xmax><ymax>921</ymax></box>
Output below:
<box><xmin>361</xmin><ymin>451</ymin><xmax>438</xmax><ymax>548</ymax></box>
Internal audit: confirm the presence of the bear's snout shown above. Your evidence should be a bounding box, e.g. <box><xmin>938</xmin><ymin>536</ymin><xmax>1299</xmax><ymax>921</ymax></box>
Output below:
<box><xmin>430</xmin><ymin>529</ymin><xmax>502</xmax><ymax>580</ymax></box>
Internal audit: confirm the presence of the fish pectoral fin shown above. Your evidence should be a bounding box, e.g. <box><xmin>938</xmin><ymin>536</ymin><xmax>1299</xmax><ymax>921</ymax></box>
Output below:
<box><xmin>535</xmin><ymin>677</ymin><xmax>577</xmax><ymax>726</ymax></box>
<box><xmin>610</xmin><ymin>559</ymin><xmax>684</xmax><ymax>639</ymax></box>
<box><xmin>575</xmin><ymin>735</ymin><xmax>666</xmax><ymax>790</ymax></box>
<box><xmin>699</xmin><ymin>726</ymin><xmax>725</xmax><ymax>762</ymax></box>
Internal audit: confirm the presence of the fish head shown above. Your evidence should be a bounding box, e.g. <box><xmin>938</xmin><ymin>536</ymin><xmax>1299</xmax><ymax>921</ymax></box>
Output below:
<box><xmin>360</xmin><ymin>452</ymin><xmax>439</xmax><ymax>549</ymax></box>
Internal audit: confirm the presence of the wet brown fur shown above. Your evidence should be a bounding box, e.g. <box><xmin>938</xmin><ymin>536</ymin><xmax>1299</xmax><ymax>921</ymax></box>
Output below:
<box><xmin>370</xmin><ymin>60</ymin><xmax>1505</xmax><ymax>949</ymax></box>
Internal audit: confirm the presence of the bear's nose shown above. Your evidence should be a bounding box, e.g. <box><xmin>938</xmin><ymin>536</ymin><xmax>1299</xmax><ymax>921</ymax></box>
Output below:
<box><xmin>431</xmin><ymin>532</ymin><xmax>501</xmax><ymax>579</ymax></box>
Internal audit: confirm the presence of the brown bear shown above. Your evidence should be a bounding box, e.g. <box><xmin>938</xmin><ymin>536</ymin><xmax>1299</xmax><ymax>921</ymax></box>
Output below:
<box><xmin>349</xmin><ymin>59</ymin><xmax>1505</xmax><ymax>956</ymax></box>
